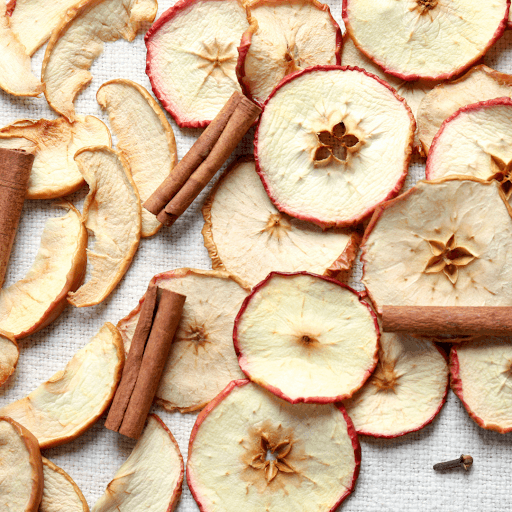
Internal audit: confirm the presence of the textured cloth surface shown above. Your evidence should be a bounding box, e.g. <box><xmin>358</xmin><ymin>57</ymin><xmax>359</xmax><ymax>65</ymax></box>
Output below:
<box><xmin>1</xmin><ymin>1</ymin><xmax>512</xmax><ymax>510</ymax></box>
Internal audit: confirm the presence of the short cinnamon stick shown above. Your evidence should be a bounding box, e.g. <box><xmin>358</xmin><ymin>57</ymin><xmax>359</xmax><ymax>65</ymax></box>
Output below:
<box><xmin>0</xmin><ymin>148</ymin><xmax>34</xmax><ymax>288</ymax></box>
<box><xmin>382</xmin><ymin>306</ymin><xmax>512</xmax><ymax>336</ymax></box>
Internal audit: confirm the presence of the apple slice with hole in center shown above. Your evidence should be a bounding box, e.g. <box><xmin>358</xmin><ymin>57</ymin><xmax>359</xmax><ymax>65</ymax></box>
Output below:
<box><xmin>234</xmin><ymin>272</ymin><xmax>379</xmax><ymax>404</ymax></box>
<box><xmin>187</xmin><ymin>379</ymin><xmax>360</xmax><ymax>512</ymax></box>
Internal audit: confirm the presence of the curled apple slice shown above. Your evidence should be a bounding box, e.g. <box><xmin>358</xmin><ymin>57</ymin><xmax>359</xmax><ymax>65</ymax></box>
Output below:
<box><xmin>0</xmin><ymin>2</ymin><xmax>42</xmax><ymax>96</ymax></box>
<box><xmin>0</xmin><ymin>417</ymin><xmax>43</xmax><ymax>512</ymax></box>
<box><xmin>202</xmin><ymin>158</ymin><xmax>360</xmax><ymax>286</ymax></box>
<box><xmin>68</xmin><ymin>147</ymin><xmax>141</xmax><ymax>308</ymax></box>
<box><xmin>92</xmin><ymin>415</ymin><xmax>183</xmax><ymax>512</ymax></box>
<box><xmin>451</xmin><ymin>338</ymin><xmax>512</xmax><ymax>433</ymax></box>
<box><xmin>40</xmin><ymin>458</ymin><xmax>89</xmax><ymax>512</ymax></box>
<box><xmin>417</xmin><ymin>65</ymin><xmax>512</xmax><ymax>154</ymax></box>
<box><xmin>145</xmin><ymin>0</ymin><xmax>249</xmax><ymax>128</ymax></box>
<box><xmin>237</xmin><ymin>0</ymin><xmax>342</xmax><ymax>105</ymax></box>
<box><xmin>235</xmin><ymin>272</ymin><xmax>379</xmax><ymax>403</ymax></box>
<box><xmin>344</xmin><ymin>332</ymin><xmax>448</xmax><ymax>438</ymax></box>
<box><xmin>0</xmin><ymin>116</ymin><xmax>111</xmax><ymax>199</ymax></box>
<box><xmin>0</xmin><ymin>323</ymin><xmax>124</xmax><ymax>448</ymax></box>
<box><xmin>343</xmin><ymin>0</ymin><xmax>508</xmax><ymax>81</ymax></box>
<box><xmin>0</xmin><ymin>331</ymin><xmax>19</xmax><ymax>387</ymax></box>
<box><xmin>117</xmin><ymin>268</ymin><xmax>248</xmax><ymax>413</ymax></box>
<box><xmin>96</xmin><ymin>79</ymin><xmax>177</xmax><ymax>238</ymax></box>
<box><xmin>42</xmin><ymin>0</ymin><xmax>157</xmax><ymax>121</ymax></box>
<box><xmin>187</xmin><ymin>380</ymin><xmax>360</xmax><ymax>511</ymax></box>
<box><xmin>255</xmin><ymin>66</ymin><xmax>415</xmax><ymax>228</ymax></box>
<box><xmin>0</xmin><ymin>202</ymin><xmax>87</xmax><ymax>339</ymax></box>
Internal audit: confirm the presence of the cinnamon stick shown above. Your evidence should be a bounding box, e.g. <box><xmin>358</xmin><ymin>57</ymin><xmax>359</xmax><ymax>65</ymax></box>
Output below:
<box><xmin>0</xmin><ymin>148</ymin><xmax>34</xmax><ymax>288</ymax></box>
<box><xmin>106</xmin><ymin>286</ymin><xmax>186</xmax><ymax>439</ymax></box>
<box><xmin>382</xmin><ymin>306</ymin><xmax>512</xmax><ymax>336</ymax></box>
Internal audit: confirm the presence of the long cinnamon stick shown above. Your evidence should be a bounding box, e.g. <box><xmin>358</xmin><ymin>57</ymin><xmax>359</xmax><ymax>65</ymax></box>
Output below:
<box><xmin>382</xmin><ymin>306</ymin><xmax>512</xmax><ymax>336</ymax></box>
<box><xmin>0</xmin><ymin>148</ymin><xmax>34</xmax><ymax>288</ymax></box>
<box><xmin>143</xmin><ymin>91</ymin><xmax>244</xmax><ymax>216</ymax></box>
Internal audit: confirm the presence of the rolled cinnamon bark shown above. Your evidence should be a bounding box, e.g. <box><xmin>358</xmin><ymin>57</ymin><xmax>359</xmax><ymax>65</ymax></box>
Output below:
<box><xmin>382</xmin><ymin>306</ymin><xmax>512</xmax><ymax>336</ymax></box>
<box><xmin>0</xmin><ymin>148</ymin><xmax>34</xmax><ymax>288</ymax></box>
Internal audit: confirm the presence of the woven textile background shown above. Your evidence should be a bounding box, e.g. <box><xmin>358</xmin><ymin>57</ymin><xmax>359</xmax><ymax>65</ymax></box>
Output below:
<box><xmin>1</xmin><ymin>1</ymin><xmax>512</xmax><ymax>510</ymax></box>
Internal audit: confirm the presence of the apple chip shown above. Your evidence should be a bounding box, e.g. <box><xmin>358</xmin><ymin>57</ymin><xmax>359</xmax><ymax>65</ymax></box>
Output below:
<box><xmin>92</xmin><ymin>415</ymin><xmax>183</xmax><ymax>512</ymax></box>
<box><xmin>0</xmin><ymin>116</ymin><xmax>111</xmax><ymax>199</ymax></box>
<box><xmin>426</xmin><ymin>99</ymin><xmax>512</xmax><ymax>201</ymax></box>
<box><xmin>42</xmin><ymin>0</ymin><xmax>157</xmax><ymax>121</ymax></box>
<box><xmin>343</xmin><ymin>0</ymin><xmax>508</xmax><ymax>81</ymax></box>
<box><xmin>255</xmin><ymin>66</ymin><xmax>415</xmax><ymax>228</ymax></box>
<box><xmin>0</xmin><ymin>323</ymin><xmax>124</xmax><ymax>449</ymax></box>
<box><xmin>145</xmin><ymin>0</ymin><xmax>249</xmax><ymax>128</ymax></box>
<box><xmin>344</xmin><ymin>332</ymin><xmax>448</xmax><ymax>438</ymax></box>
<box><xmin>362</xmin><ymin>178</ymin><xmax>512</xmax><ymax>316</ymax></box>
<box><xmin>235</xmin><ymin>272</ymin><xmax>379</xmax><ymax>403</ymax></box>
<box><xmin>117</xmin><ymin>268</ymin><xmax>248</xmax><ymax>413</ymax></box>
<box><xmin>417</xmin><ymin>65</ymin><xmax>512</xmax><ymax>154</ymax></box>
<box><xmin>451</xmin><ymin>338</ymin><xmax>512</xmax><ymax>433</ymax></box>
<box><xmin>40</xmin><ymin>458</ymin><xmax>89</xmax><ymax>512</ymax></box>
<box><xmin>202</xmin><ymin>158</ymin><xmax>360</xmax><ymax>286</ymax></box>
<box><xmin>0</xmin><ymin>331</ymin><xmax>19</xmax><ymax>387</ymax></box>
<box><xmin>97</xmin><ymin>79</ymin><xmax>177</xmax><ymax>238</ymax></box>
<box><xmin>0</xmin><ymin>202</ymin><xmax>87</xmax><ymax>339</ymax></box>
<box><xmin>0</xmin><ymin>417</ymin><xmax>43</xmax><ymax>512</ymax></box>
<box><xmin>0</xmin><ymin>2</ymin><xmax>42</xmax><ymax>96</ymax></box>
<box><xmin>68</xmin><ymin>147</ymin><xmax>141</xmax><ymax>308</ymax></box>
<box><xmin>187</xmin><ymin>380</ymin><xmax>360</xmax><ymax>511</ymax></box>
<box><xmin>237</xmin><ymin>0</ymin><xmax>342</xmax><ymax>105</ymax></box>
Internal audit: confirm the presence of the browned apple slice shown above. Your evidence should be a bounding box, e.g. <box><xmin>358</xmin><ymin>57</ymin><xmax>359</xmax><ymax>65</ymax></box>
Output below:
<box><xmin>0</xmin><ymin>116</ymin><xmax>111</xmax><ymax>199</ymax></box>
<box><xmin>255</xmin><ymin>66</ymin><xmax>415</xmax><ymax>228</ymax></box>
<box><xmin>92</xmin><ymin>414</ymin><xmax>183</xmax><ymax>512</ymax></box>
<box><xmin>237</xmin><ymin>0</ymin><xmax>342</xmax><ymax>105</ymax></box>
<box><xmin>344</xmin><ymin>332</ymin><xmax>449</xmax><ymax>438</ymax></box>
<box><xmin>343</xmin><ymin>0</ymin><xmax>509</xmax><ymax>81</ymax></box>
<box><xmin>187</xmin><ymin>380</ymin><xmax>360</xmax><ymax>511</ymax></box>
<box><xmin>145</xmin><ymin>0</ymin><xmax>249</xmax><ymax>128</ymax></box>
<box><xmin>235</xmin><ymin>272</ymin><xmax>379</xmax><ymax>403</ymax></box>
<box><xmin>117</xmin><ymin>268</ymin><xmax>248</xmax><ymax>413</ymax></box>
<box><xmin>417</xmin><ymin>65</ymin><xmax>512</xmax><ymax>154</ymax></box>
<box><xmin>0</xmin><ymin>330</ymin><xmax>19</xmax><ymax>387</ymax></box>
<box><xmin>0</xmin><ymin>323</ymin><xmax>124</xmax><ymax>449</ymax></box>
<box><xmin>42</xmin><ymin>0</ymin><xmax>157</xmax><ymax>121</ymax></box>
<box><xmin>202</xmin><ymin>157</ymin><xmax>360</xmax><ymax>286</ymax></box>
<box><xmin>451</xmin><ymin>338</ymin><xmax>512</xmax><ymax>433</ymax></box>
<box><xmin>96</xmin><ymin>79</ymin><xmax>177</xmax><ymax>238</ymax></box>
<box><xmin>40</xmin><ymin>458</ymin><xmax>89</xmax><ymax>512</ymax></box>
<box><xmin>68</xmin><ymin>147</ymin><xmax>141</xmax><ymax>308</ymax></box>
<box><xmin>0</xmin><ymin>417</ymin><xmax>43</xmax><ymax>511</ymax></box>
<box><xmin>0</xmin><ymin>202</ymin><xmax>87</xmax><ymax>339</ymax></box>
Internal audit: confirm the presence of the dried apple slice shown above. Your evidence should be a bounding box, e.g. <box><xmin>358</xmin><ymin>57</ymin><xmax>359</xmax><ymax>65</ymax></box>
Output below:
<box><xmin>0</xmin><ymin>331</ymin><xmax>19</xmax><ymax>387</ymax></box>
<box><xmin>362</xmin><ymin>178</ymin><xmax>512</xmax><ymax>316</ymax></box>
<box><xmin>0</xmin><ymin>202</ymin><xmax>87</xmax><ymax>339</ymax></box>
<box><xmin>42</xmin><ymin>0</ymin><xmax>157</xmax><ymax>122</ymax></box>
<box><xmin>343</xmin><ymin>0</ymin><xmax>509</xmax><ymax>81</ymax></box>
<box><xmin>234</xmin><ymin>272</ymin><xmax>379</xmax><ymax>403</ymax></box>
<box><xmin>255</xmin><ymin>66</ymin><xmax>415</xmax><ymax>228</ymax></box>
<box><xmin>417</xmin><ymin>65</ymin><xmax>512</xmax><ymax>154</ymax></box>
<box><xmin>96</xmin><ymin>79</ymin><xmax>177</xmax><ymax>238</ymax></box>
<box><xmin>0</xmin><ymin>322</ymin><xmax>124</xmax><ymax>449</ymax></box>
<box><xmin>187</xmin><ymin>379</ymin><xmax>360</xmax><ymax>511</ymax></box>
<box><xmin>0</xmin><ymin>2</ymin><xmax>42</xmax><ymax>97</ymax></box>
<box><xmin>68</xmin><ymin>147</ymin><xmax>141</xmax><ymax>308</ymax></box>
<box><xmin>40</xmin><ymin>458</ymin><xmax>89</xmax><ymax>512</ymax></box>
<box><xmin>145</xmin><ymin>0</ymin><xmax>249</xmax><ymax>128</ymax></box>
<box><xmin>117</xmin><ymin>268</ymin><xmax>248</xmax><ymax>413</ymax></box>
<box><xmin>344</xmin><ymin>332</ymin><xmax>448</xmax><ymax>438</ymax></box>
<box><xmin>237</xmin><ymin>0</ymin><xmax>342</xmax><ymax>105</ymax></box>
<box><xmin>202</xmin><ymin>158</ymin><xmax>360</xmax><ymax>286</ymax></box>
<box><xmin>0</xmin><ymin>417</ymin><xmax>43</xmax><ymax>512</ymax></box>
<box><xmin>92</xmin><ymin>414</ymin><xmax>183</xmax><ymax>512</ymax></box>
<box><xmin>0</xmin><ymin>116</ymin><xmax>111</xmax><ymax>199</ymax></box>
<box><xmin>451</xmin><ymin>339</ymin><xmax>512</xmax><ymax>433</ymax></box>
